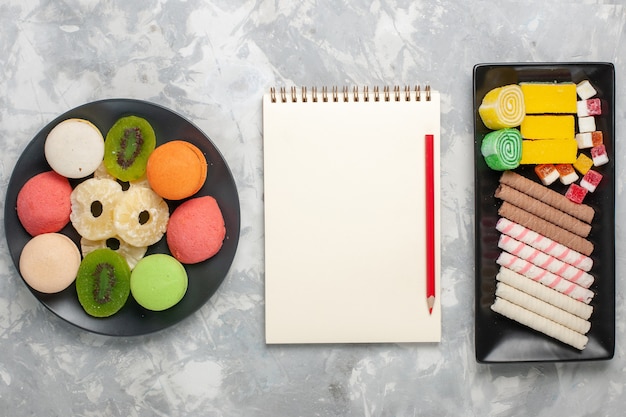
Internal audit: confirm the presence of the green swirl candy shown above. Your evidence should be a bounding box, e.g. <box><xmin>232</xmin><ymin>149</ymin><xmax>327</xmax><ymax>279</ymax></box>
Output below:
<box><xmin>481</xmin><ymin>128</ymin><xmax>522</xmax><ymax>171</ymax></box>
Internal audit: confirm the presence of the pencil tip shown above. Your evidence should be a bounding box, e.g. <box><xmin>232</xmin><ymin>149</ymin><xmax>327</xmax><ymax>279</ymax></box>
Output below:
<box><xmin>427</xmin><ymin>295</ymin><xmax>435</xmax><ymax>314</ymax></box>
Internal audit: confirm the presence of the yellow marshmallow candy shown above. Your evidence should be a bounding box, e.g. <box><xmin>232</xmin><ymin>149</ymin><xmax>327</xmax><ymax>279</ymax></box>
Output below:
<box><xmin>520</xmin><ymin>82</ymin><xmax>577</xmax><ymax>114</ymax></box>
<box><xmin>520</xmin><ymin>139</ymin><xmax>578</xmax><ymax>165</ymax></box>
<box><xmin>520</xmin><ymin>115</ymin><xmax>575</xmax><ymax>140</ymax></box>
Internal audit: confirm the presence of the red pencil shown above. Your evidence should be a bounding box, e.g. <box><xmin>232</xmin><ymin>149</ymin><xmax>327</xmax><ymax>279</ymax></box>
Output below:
<box><xmin>425</xmin><ymin>134</ymin><xmax>436</xmax><ymax>314</ymax></box>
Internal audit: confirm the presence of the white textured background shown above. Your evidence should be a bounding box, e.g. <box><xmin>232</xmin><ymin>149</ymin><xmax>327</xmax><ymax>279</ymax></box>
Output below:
<box><xmin>0</xmin><ymin>0</ymin><xmax>625</xmax><ymax>416</ymax></box>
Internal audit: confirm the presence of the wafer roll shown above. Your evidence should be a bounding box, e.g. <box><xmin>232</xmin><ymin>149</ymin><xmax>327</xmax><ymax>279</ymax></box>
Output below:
<box><xmin>497</xmin><ymin>267</ymin><xmax>593</xmax><ymax>319</ymax></box>
<box><xmin>496</xmin><ymin>252</ymin><xmax>594</xmax><ymax>303</ymax></box>
<box><xmin>495</xmin><ymin>184</ymin><xmax>591</xmax><ymax>237</ymax></box>
<box><xmin>495</xmin><ymin>282</ymin><xmax>591</xmax><ymax>334</ymax></box>
<box><xmin>498</xmin><ymin>235</ymin><xmax>594</xmax><ymax>288</ymax></box>
<box><xmin>499</xmin><ymin>170</ymin><xmax>595</xmax><ymax>223</ymax></box>
<box><xmin>498</xmin><ymin>202</ymin><xmax>594</xmax><ymax>256</ymax></box>
<box><xmin>496</xmin><ymin>218</ymin><xmax>593</xmax><ymax>271</ymax></box>
<box><xmin>491</xmin><ymin>297</ymin><xmax>588</xmax><ymax>350</ymax></box>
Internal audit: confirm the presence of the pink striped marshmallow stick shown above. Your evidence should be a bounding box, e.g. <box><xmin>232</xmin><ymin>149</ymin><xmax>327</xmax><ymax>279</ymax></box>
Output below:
<box><xmin>496</xmin><ymin>252</ymin><xmax>594</xmax><ymax>304</ymax></box>
<box><xmin>496</xmin><ymin>217</ymin><xmax>593</xmax><ymax>271</ymax></box>
<box><xmin>498</xmin><ymin>234</ymin><xmax>594</xmax><ymax>288</ymax></box>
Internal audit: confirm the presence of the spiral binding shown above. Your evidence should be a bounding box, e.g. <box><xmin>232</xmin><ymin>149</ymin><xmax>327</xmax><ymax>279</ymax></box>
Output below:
<box><xmin>269</xmin><ymin>85</ymin><xmax>431</xmax><ymax>103</ymax></box>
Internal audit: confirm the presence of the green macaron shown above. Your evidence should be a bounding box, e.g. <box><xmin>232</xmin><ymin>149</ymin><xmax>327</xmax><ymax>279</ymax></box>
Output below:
<box><xmin>130</xmin><ymin>254</ymin><xmax>188</xmax><ymax>311</ymax></box>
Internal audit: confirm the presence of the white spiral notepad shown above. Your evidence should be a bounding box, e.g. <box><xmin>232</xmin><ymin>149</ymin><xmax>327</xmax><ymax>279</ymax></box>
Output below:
<box><xmin>263</xmin><ymin>85</ymin><xmax>441</xmax><ymax>344</ymax></box>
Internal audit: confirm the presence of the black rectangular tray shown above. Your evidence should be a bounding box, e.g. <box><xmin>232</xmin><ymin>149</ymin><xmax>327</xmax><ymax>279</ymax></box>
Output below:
<box><xmin>474</xmin><ymin>63</ymin><xmax>615</xmax><ymax>363</ymax></box>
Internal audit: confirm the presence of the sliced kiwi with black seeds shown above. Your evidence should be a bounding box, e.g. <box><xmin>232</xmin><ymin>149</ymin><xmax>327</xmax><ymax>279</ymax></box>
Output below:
<box><xmin>103</xmin><ymin>115</ymin><xmax>156</xmax><ymax>182</ymax></box>
<box><xmin>76</xmin><ymin>248</ymin><xmax>131</xmax><ymax>318</ymax></box>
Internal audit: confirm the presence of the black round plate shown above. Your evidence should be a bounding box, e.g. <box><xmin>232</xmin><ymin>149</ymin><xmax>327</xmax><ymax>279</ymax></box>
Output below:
<box><xmin>4</xmin><ymin>99</ymin><xmax>241</xmax><ymax>336</ymax></box>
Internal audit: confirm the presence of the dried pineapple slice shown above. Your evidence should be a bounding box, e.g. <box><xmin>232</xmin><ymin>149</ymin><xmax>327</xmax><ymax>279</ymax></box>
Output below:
<box><xmin>80</xmin><ymin>236</ymin><xmax>147</xmax><ymax>270</ymax></box>
<box><xmin>93</xmin><ymin>163</ymin><xmax>113</xmax><ymax>181</ymax></box>
<box><xmin>128</xmin><ymin>176</ymin><xmax>151</xmax><ymax>189</ymax></box>
<box><xmin>70</xmin><ymin>178</ymin><xmax>123</xmax><ymax>240</ymax></box>
<box><xmin>114</xmin><ymin>187</ymin><xmax>169</xmax><ymax>247</ymax></box>
<box><xmin>93</xmin><ymin>162</ymin><xmax>150</xmax><ymax>189</ymax></box>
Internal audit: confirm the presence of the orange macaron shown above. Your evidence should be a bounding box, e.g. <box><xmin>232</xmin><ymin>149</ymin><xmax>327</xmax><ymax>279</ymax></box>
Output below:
<box><xmin>146</xmin><ymin>140</ymin><xmax>207</xmax><ymax>200</ymax></box>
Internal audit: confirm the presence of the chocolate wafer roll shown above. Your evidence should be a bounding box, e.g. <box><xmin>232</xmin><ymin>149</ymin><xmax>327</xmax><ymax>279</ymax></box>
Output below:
<box><xmin>498</xmin><ymin>202</ymin><xmax>594</xmax><ymax>255</ymax></box>
<box><xmin>500</xmin><ymin>170</ymin><xmax>595</xmax><ymax>223</ymax></box>
<box><xmin>495</xmin><ymin>184</ymin><xmax>591</xmax><ymax>237</ymax></box>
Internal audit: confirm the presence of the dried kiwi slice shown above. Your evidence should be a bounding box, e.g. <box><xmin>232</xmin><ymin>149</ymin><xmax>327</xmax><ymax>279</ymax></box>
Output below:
<box><xmin>76</xmin><ymin>248</ymin><xmax>131</xmax><ymax>317</ymax></box>
<box><xmin>103</xmin><ymin>116</ymin><xmax>156</xmax><ymax>182</ymax></box>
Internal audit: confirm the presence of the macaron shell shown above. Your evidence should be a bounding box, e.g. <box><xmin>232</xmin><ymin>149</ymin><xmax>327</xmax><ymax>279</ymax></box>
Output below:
<box><xmin>19</xmin><ymin>233</ymin><xmax>81</xmax><ymax>293</ymax></box>
<box><xmin>185</xmin><ymin>141</ymin><xmax>208</xmax><ymax>193</ymax></box>
<box><xmin>130</xmin><ymin>254</ymin><xmax>188</xmax><ymax>311</ymax></box>
<box><xmin>17</xmin><ymin>171</ymin><xmax>72</xmax><ymax>236</ymax></box>
<box><xmin>166</xmin><ymin>196</ymin><xmax>226</xmax><ymax>264</ymax></box>
<box><xmin>146</xmin><ymin>140</ymin><xmax>207</xmax><ymax>200</ymax></box>
<box><xmin>44</xmin><ymin>118</ymin><xmax>105</xmax><ymax>179</ymax></box>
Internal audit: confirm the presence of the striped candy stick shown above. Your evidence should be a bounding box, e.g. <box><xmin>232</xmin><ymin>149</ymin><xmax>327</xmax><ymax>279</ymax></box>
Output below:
<box><xmin>496</xmin><ymin>252</ymin><xmax>594</xmax><ymax>304</ymax></box>
<box><xmin>495</xmin><ymin>218</ymin><xmax>593</xmax><ymax>271</ymax></box>
<box><xmin>498</xmin><ymin>234</ymin><xmax>594</xmax><ymax>288</ymax></box>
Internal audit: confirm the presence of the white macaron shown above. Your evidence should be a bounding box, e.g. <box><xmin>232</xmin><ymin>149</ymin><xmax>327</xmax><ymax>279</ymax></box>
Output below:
<box><xmin>44</xmin><ymin>118</ymin><xmax>105</xmax><ymax>179</ymax></box>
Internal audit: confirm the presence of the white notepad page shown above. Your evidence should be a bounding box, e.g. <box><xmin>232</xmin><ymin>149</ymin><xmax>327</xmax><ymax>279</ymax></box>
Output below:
<box><xmin>263</xmin><ymin>87</ymin><xmax>441</xmax><ymax>344</ymax></box>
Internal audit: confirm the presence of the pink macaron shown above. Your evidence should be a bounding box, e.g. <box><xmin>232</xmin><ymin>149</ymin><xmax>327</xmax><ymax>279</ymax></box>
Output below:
<box><xmin>17</xmin><ymin>170</ymin><xmax>73</xmax><ymax>236</ymax></box>
<box><xmin>166</xmin><ymin>196</ymin><xmax>226</xmax><ymax>264</ymax></box>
